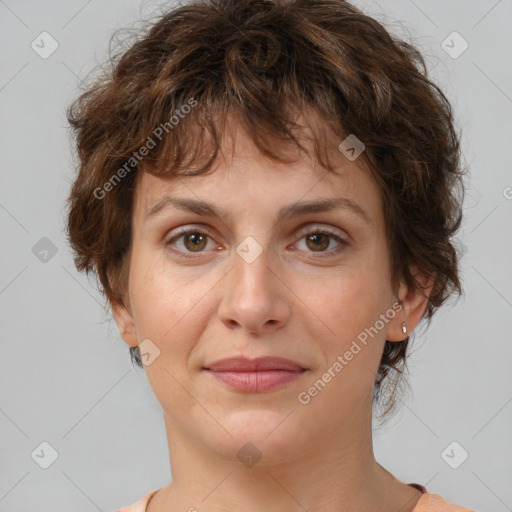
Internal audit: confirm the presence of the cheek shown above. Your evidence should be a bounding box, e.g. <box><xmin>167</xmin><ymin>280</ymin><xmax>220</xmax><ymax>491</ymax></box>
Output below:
<box><xmin>297</xmin><ymin>249</ymin><xmax>390</xmax><ymax>354</ymax></box>
<box><xmin>128</xmin><ymin>252</ymin><xmax>179</xmax><ymax>338</ymax></box>
<box><xmin>129</xmin><ymin>253</ymin><xmax>215</xmax><ymax>358</ymax></box>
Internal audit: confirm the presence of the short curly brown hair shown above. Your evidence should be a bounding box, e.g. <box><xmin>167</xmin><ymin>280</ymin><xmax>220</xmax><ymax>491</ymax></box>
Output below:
<box><xmin>65</xmin><ymin>0</ymin><xmax>465</xmax><ymax>419</ymax></box>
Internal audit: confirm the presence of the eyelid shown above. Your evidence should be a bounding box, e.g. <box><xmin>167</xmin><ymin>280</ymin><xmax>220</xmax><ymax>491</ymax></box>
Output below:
<box><xmin>290</xmin><ymin>225</ymin><xmax>349</xmax><ymax>255</ymax></box>
<box><xmin>165</xmin><ymin>223</ymin><xmax>347</xmax><ymax>243</ymax></box>
<box><xmin>165</xmin><ymin>225</ymin><xmax>218</xmax><ymax>245</ymax></box>
<box><xmin>165</xmin><ymin>223</ymin><xmax>350</xmax><ymax>258</ymax></box>
<box><xmin>294</xmin><ymin>223</ymin><xmax>345</xmax><ymax>237</ymax></box>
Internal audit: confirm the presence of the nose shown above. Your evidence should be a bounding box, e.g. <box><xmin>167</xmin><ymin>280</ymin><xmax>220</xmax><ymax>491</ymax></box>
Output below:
<box><xmin>217</xmin><ymin>242</ymin><xmax>291</xmax><ymax>335</ymax></box>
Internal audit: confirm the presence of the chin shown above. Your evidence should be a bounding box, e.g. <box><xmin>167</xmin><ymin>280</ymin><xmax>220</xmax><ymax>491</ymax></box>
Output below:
<box><xmin>203</xmin><ymin>410</ymin><xmax>311</xmax><ymax>466</ymax></box>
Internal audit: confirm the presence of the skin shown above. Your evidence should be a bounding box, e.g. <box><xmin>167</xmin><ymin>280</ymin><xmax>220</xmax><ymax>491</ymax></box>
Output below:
<box><xmin>112</xmin><ymin>112</ymin><xmax>432</xmax><ymax>512</ymax></box>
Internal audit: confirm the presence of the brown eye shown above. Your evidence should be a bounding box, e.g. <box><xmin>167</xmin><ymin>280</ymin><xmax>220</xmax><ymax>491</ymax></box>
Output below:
<box><xmin>305</xmin><ymin>233</ymin><xmax>330</xmax><ymax>252</ymax></box>
<box><xmin>183</xmin><ymin>232</ymin><xmax>208</xmax><ymax>252</ymax></box>
<box><xmin>294</xmin><ymin>228</ymin><xmax>348</xmax><ymax>258</ymax></box>
<box><xmin>166</xmin><ymin>228</ymin><xmax>217</xmax><ymax>259</ymax></box>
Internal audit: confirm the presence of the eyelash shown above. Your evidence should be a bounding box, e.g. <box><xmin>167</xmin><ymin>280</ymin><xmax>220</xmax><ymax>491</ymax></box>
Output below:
<box><xmin>165</xmin><ymin>226</ymin><xmax>349</xmax><ymax>260</ymax></box>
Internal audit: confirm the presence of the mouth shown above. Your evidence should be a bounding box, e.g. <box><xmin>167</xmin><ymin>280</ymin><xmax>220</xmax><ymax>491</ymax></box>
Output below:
<box><xmin>203</xmin><ymin>356</ymin><xmax>308</xmax><ymax>392</ymax></box>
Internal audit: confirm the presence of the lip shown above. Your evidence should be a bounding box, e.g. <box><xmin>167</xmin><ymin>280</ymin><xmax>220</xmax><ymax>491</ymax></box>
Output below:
<box><xmin>204</xmin><ymin>356</ymin><xmax>306</xmax><ymax>372</ymax></box>
<box><xmin>203</xmin><ymin>356</ymin><xmax>308</xmax><ymax>392</ymax></box>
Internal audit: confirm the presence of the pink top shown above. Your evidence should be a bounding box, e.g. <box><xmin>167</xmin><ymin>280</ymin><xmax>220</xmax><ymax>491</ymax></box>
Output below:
<box><xmin>115</xmin><ymin>484</ymin><xmax>476</xmax><ymax>511</ymax></box>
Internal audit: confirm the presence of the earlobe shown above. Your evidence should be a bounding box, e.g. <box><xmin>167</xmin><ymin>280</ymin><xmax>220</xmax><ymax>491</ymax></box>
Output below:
<box><xmin>386</xmin><ymin>268</ymin><xmax>434</xmax><ymax>342</ymax></box>
<box><xmin>110</xmin><ymin>297</ymin><xmax>139</xmax><ymax>348</ymax></box>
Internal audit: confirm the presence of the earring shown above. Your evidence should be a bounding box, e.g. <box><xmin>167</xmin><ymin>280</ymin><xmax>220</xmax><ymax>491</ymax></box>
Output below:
<box><xmin>397</xmin><ymin>298</ymin><xmax>407</xmax><ymax>335</ymax></box>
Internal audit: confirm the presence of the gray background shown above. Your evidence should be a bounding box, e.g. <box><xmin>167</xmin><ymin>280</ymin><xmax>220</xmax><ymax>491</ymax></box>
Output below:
<box><xmin>0</xmin><ymin>0</ymin><xmax>511</xmax><ymax>510</ymax></box>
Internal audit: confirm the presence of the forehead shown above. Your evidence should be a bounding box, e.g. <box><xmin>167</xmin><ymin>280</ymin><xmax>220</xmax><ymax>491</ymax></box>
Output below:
<box><xmin>133</xmin><ymin>113</ymin><xmax>383</xmax><ymax>226</ymax></box>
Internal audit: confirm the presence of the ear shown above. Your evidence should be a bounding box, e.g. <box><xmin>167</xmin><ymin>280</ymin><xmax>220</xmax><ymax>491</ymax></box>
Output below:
<box><xmin>110</xmin><ymin>295</ymin><xmax>139</xmax><ymax>348</ymax></box>
<box><xmin>385</xmin><ymin>265</ymin><xmax>434</xmax><ymax>342</ymax></box>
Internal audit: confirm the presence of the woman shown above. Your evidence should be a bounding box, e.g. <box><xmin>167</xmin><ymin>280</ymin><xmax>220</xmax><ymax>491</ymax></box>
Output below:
<box><xmin>65</xmin><ymin>0</ymin><xmax>474</xmax><ymax>510</ymax></box>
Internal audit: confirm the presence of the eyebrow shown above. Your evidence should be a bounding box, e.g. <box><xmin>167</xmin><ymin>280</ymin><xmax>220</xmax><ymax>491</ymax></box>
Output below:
<box><xmin>145</xmin><ymin>196</ymin><xmax>371</xmax><ymax>225</ymax></box>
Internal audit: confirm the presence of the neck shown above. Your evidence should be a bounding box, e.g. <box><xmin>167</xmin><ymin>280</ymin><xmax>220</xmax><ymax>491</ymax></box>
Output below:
<box><xmin>147</xmin><ymin>400</ymin><xmax>421</xmax><ymax>512</ymax></box>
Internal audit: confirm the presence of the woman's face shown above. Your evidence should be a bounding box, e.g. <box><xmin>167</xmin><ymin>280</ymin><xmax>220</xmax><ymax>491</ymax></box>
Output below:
<box><xmin>114</xmin><ymin>116</ymin><xmax>416</xmax><ymax>465</ymax></box>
